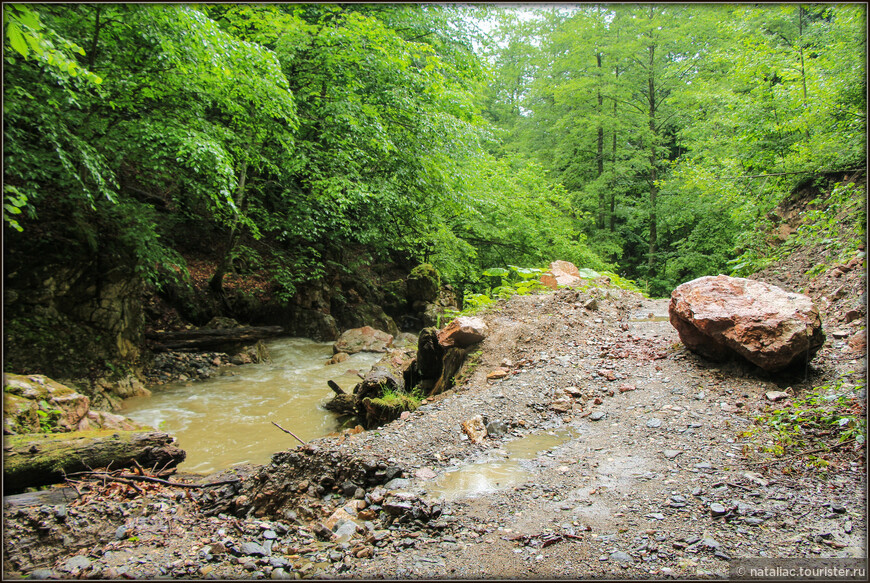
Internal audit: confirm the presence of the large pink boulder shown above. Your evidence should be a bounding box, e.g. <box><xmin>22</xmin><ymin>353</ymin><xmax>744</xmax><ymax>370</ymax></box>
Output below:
<box><xmin>669</xmin><ymin>275</ymin><xmax>825</xmax><ymax>372</ymax></box>
<box><xmin>438</xmin><ymin>316</ymin><xmax>488</xmax><ymax>348</ymax></box>
<box><xmin>540</xmin><ymin>260</ymin><xmax>582</xmax><ymax>289</ymax></box>
<box><xmin>333</xmin><ymin>326</ymin><xmax>393</xmax><ymax>354</ymax></box>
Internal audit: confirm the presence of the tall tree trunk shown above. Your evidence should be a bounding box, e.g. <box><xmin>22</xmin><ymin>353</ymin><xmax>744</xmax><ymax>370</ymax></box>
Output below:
<box><xmin>209</xmin><ymin>154</ymin><xmax>250</xmax><ymax>294</ymax></box>
<box><xmin>596</xmin><ymin>52</ymin><xmax>605</xmax><ymax>230</ymax></box>
<box><xmin>798</xmin><ymin>6</ymin><xmax>808</xmax><ymax>105</ymax></box>
<box><xmin>647</xmin><ymin>41</ymin><xmax>658</xmax><ymax>276</ymax></box>
<box><xmin>610</xmin><ymin>62</ymin><xmax>620</xmax><ymax>233</ymax></box>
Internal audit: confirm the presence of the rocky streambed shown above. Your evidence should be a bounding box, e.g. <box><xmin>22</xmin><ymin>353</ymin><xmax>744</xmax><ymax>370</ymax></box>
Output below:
<box><xmin>3</xmin><ymin>266</ymin><xmax>866</xmax><ymax>579</ymax></box>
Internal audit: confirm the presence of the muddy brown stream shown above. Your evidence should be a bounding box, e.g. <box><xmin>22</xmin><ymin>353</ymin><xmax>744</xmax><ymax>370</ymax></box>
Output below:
<box><xmin>122</xmin><ymin>338</ymin><xmax>380</xmax><ymax>475</ymax></box>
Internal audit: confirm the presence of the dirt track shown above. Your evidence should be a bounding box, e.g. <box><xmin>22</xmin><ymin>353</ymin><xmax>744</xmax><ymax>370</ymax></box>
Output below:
<box><xmin>3</xmin><ymin>280</ymin><xmax>866</xmax><ymax>579</ymax></box>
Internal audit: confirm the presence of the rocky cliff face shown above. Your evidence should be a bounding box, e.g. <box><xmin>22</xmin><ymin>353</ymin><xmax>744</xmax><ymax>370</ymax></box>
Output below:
<box><xmin>4</xmin><ymin>259</ymin><xmax>145</xmax><ymax>382</ymax></box>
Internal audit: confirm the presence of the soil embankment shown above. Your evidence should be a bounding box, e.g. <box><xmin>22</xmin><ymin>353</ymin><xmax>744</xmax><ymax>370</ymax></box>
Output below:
<box><xmin>3</xmin><ymin>268</ymin><xmax>865</xmax><ymax>579</ymax></box>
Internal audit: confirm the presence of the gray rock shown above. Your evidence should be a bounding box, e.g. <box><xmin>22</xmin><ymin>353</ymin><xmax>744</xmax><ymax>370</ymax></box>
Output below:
<box><xmin>263</xmin><ymin>530</ymin><xmax>277</xmax><ymax>540</ymax></box>
<box><xmin>663</xmin><ymin>450</ymin><xmax>682</xmax><ymax>459</ymax></box>
<box><xmin>59</xmin><ymin>556</ymin><xmax>91</xmax><ymax>574</ymax></box>
<box><xmin>271</xmin><ymin>568</ymin><xmax>292</xmax><ymax>579</ymax></box>
<box><xmin>239</xmin><ymin>542</ymin><xmax>269</xmax><ymax>557</ymax></box>
<box><xmin>115</xmin><ymin>526</ymin><xmax>128</xmax><ymax>540</ymax></box>
<box><xmin>54</xmin><ymin>506</ymin><xmax>67</xmax><ymax>521</ymax></box>
<box><xmin>29</xmin><ymin>569</ymin><xmax>56</xmax><ymax>580</ymax></box>
<box><xmin>694</xmin><ymin>462</ymin><xmax>712</xmax><ymax>470</ymax></box>
<box><xmin>383</xmin><ymin>478</ymin><xmax>410</xmax><ymax>490</ymax></box>
<box><xmin>646</xmin><ymin>513</ymin><xmax>666</xmax><ymax>521</ymax></box>
<box><xmin>700</xmin><ymin>537</ymin><xmax>720</xmax><ymax>549</ymax></box>
<box><xmin>269</xmin><ymin>557</ymin><xmax>290</xmax><ymax>569</ymax></box>
<box><xmin>333</xmin><ymin>521</ymin><xmax>358</xmax><ymax>543</ymax></box>
<box><xmin>589</xmin><ymin>411</ymin><xmax>606</xmax><ymax>421</ymax></box>
<box><xmin>485</xmin><ymin>420</ymin><xmax>509</xmax><ymax>437</ymax></box>
<box><xmin>831</xmin><ymin>502</ymin><xmax>846</xmax><ymax>514</ymax></box>
<box><xmin>646</xmin><ymin>418</ymin><xmax>662</xmax><ymax>428</ymax></box>
<box><xmin>710</xmin><ymin>503</ymin><xmax>728</xmax><ymax>516</ymax></box>
<box><xmin>610</xmin><ymin>551</ymin><xmax>635</xmax><ymax>563</ymax></box>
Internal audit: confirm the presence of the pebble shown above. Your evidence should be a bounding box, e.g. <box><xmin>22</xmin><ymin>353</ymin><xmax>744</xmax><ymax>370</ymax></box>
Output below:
<box><xmin>589</xmin><ymin>411</ymin><xmax>606</xmax><ymax>421</ymax></box>
<box><xmin>646</xmin><ymin>418</ymin><xmax>662</xmax><ymax>428</ymax></box>
<box><xmin>646</xmin><ymin>513</ymin><xmax>666</xmax><ymax>521</ymax></box>
<box><xmin>59</xmin><ymin>556</ymin><xmax>92</xmax><ymax>573</ymax></box>
<box><xmin>610</xmin><ymin>551</ymin><xmax>635</xmax><ymax>563</ymax></box>
<box><xmin>663</xmin><ymin>450</ymin><xmax>681</xmax><ymax>459</ymax></box>
<box><xmin>383</xmin><ymin>478</ymin><xmax>410</xmax><ymax>490</ymax></box>
<box><xmin>709</xmin><ymin>503</ymin><xmax>728</xmax><ymax>517</ymax></box>
<box><xmin>239</xmin><ymin>542</ymin><xmax>269</xmax><ymax>557</ymax></box>
<box><xmin>831</xmin><ymin>503</ymin><xmax>846</xmax><ymax>514</ymax></box>
<box><xmin>28</xmin><ymin>569</ymin><xmax>56</xmax><ymax>580</ymax></box>
<box><xmin>700</xmin><ymin>537</ymin><xmax>720</xmax><ymax>549</ymax></box>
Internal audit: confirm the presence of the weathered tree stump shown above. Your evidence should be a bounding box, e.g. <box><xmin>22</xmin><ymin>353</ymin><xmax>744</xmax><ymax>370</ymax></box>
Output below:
<box><xmin>3</xmin><ymin>430</ymin><xmax>186</xmax><ymax>494</ymax></box>
<box><xmin>431</xmin><ymin>347</ymin><xmax>468</xmax><ymax>396</ymax></box>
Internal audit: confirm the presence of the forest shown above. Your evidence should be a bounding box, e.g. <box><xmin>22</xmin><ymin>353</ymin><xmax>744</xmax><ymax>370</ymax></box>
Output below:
<box><xmin>3</xmin><ymin>3</ymin><xmax>866</xmax><ymax>378</ymax></box>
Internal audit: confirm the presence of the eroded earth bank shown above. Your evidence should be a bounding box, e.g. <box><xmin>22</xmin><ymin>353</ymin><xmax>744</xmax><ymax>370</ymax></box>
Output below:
<box><xmin>3</xmin><ymin>264</ymin><xmax>866</xmax><ymax>579</ymax></box>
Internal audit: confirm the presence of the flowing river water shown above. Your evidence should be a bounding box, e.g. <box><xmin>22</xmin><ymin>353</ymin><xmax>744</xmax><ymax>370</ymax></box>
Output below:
<box><xmin>121</xmin><ymin>338</ymin><xmax>381</xmax><ymax>475</ymax></box>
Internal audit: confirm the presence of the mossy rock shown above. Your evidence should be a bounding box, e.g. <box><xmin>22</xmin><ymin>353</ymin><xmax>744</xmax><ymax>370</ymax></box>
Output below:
<box><xmin>361</xmin><ymin>394</ymin><xmax>419</xmax><ymax>428</ymax></box>
<box><xmin>339</xmin><ymin>303</ymin><xmax>399</xmax><ymax>337</ymax></box>
<box><xmin>406</xmin><ymin>264</ymin><xmax>440</xmax><ymax>303</ymax></box>
<box><xmin>382</xmin><ymin>279</ymin><xmax>408</xmax><ymax>315</ymax></box>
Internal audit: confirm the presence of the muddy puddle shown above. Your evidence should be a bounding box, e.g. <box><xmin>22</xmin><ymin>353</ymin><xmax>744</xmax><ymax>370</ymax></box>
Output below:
<box><xmin>122</xmin><ymin>338</ymin><xmax>380</xmax><ymax>475</ymax></box>
<box><xmin>425</xmin><ymin>428</ymin><xmax>578</xmax><ymax>500</ymax></box>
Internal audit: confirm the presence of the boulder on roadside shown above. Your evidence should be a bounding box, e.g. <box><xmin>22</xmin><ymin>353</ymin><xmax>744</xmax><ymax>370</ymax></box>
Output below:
<box><xmin>437</xmin><ymin>317</ymin><xmax>487</xmax><ymax>348</ymax></box>
<box><xmin>540</xmin><ymin>260</ymin><xmax>582</xmax><ymax>289</ymax></box>
<box><xmin>669</xmin><ymin>275</ymin><xmax>825</xmax><ymax>372</ymax></box>
<box><xmin>334</xmin><ymin>326</ymin><xmax>394</xmax><ymax>354</ymax></box>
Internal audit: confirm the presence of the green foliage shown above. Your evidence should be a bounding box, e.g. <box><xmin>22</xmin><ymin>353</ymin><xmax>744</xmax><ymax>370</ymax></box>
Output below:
<box><xmin>3</xmin><ymin>4</ymin><xmax>103</xmax><ymax>85</ymax></box>
<box><xmin>3</xmin><ymin>185</ymin><xmax>28</xmax><ymax>232</ymax></box>
<box><xmin>745</xmin><ymin>374</ymin><xmax>866</xmax><ymax>471</ymax></box>
<box><xmin>35</xmin><ymin>404</ymin><xmax>63</xmax><ymax>434</ymax></box>
<box><xmin>729</xmin><ymin>180</ymin><xmax>866</xmax><ymax>278</ymax></box>
<box><xmin>370</xmin><ymin>387</ymin><xmax>422</xmax><ymax>412</ymax></box>
<box><xmin>483</xmin><ymin>4</ymin><xmax>865</xmax><ymax>294</ymax></box>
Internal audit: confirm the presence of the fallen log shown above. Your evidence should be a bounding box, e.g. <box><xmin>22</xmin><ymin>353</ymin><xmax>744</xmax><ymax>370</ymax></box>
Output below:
<box><xmin>145</xmin><ymin>326</ymin><xmax>285</xmax><ymax>352</ymax></box>
<box><xmin>3</xmin><ymin>430</ymin><xmax>186</xmax><ymax>495</ymax></box>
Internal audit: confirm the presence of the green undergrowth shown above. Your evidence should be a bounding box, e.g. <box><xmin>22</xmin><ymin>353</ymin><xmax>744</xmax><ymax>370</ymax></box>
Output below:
<box><xmin>369</xmin><ymin>387</ymin><xmax>423</xmax><ymax>412</ymax></box>
<box><xmin>741</xmin><ymin>373</ymin><xmax>866</xmax><ymax>476</ymax></box>
<box><xmin>449</xmin><ymin>264</ymin><xmax>645</xmax><ymax>319</ymax></box>
<box><xmin>729</xmin><ymin>181</ymin><xmax>866</xmax><ymax>278</ymax></box>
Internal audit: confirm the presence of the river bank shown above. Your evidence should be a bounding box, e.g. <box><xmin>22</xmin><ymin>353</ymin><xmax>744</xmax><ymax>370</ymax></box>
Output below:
<box><xmin>3</xmin><ymin>253</ymin><xmax>865</xmax><ymax>579</ymax></box>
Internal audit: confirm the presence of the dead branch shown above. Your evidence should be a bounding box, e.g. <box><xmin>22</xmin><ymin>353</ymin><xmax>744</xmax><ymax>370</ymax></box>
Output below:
<box><xmin>271</xmin><ymin>421</ymin><xmax>306</xmax><ymax>445</ymax></box>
